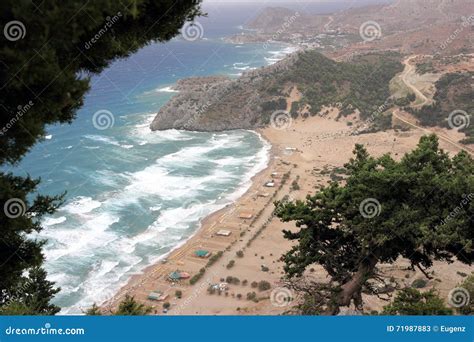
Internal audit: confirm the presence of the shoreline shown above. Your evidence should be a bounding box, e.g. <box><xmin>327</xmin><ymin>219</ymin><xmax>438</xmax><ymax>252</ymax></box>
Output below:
<box><xmin>103</xmin><ymin>107</ymin><xmax>472</xmax><ymax>314</ymax></box>
<box><xmin>101</xmin><ymin>129</ymin><xmax>281</xmax><ymax>313</ymax></box>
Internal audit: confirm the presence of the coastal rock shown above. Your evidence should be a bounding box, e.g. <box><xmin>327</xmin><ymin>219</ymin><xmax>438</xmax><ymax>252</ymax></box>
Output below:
<box><xmin>150</xmin><ymin>54</ymin><xmax>299</xmax><ymax>132</ymax></box>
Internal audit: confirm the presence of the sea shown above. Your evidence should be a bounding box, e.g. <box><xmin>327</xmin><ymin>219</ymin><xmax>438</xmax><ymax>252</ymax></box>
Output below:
<box><xmin>9</xmin><ymin>1</ymin><xmax>387</xmax><ymax>314</ymax></box>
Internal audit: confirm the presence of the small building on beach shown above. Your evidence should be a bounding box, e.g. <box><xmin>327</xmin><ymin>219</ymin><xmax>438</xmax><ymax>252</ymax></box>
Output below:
<box><xmin>216</xmin><ymin>229</ymin><xmax>232</xmax><ymax>237</ymax></box>
<box><xmin>147</xmin><ymin>291</ymin><xmax>168</xmax><ymax>301</ymax></box>
<box><xmin>239</xmin><ymin>212</ymin><xmax>253</xmax><ymax>219</ymax></box>
<box><xmin>168</xmin><ymin>270</ymin><xmax>190</xmax><ymax>281</ymax></box>
<box><xmin>194</xmin><ymin>250</ymin><xmax>211</xmax><ymax>258</ymax></box>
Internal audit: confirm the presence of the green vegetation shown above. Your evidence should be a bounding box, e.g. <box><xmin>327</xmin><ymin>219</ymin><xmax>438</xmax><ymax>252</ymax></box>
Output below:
<box><xmin>457</xmin><ymin>273</ymin><xmax>474</xmax><ymax>315</ymax></box>
<box><xmin>258</xmin><ymin>281</ymin><xmax>271</xmax><ymax>291</ymax></box>
<box><xmin>206</xmin><ymin>251</ymin><xmax>224</xmax><ymax>267</ymax></box>
<box><xmin>0</xmin><ymin>0</ymin><xmax>202</xmax><ymax>315</ymax></box>
<box><xmin>408</xmin><ymin>72</ymin><xmax>473</xmax><ymax>143</ymax></box>
<box><xmin>268</xmin><ymin>51</ymin><xmax>403</xmax><ymax>119</ymax></box>
<box><xmin>226</xmin><ymin>260</ymin><xmax>235</xmax><ymax>269</ymax></box>
<box><xmin>246</xmin><ymin>292</ymin><xmax>258</xmax><ymax>302</ymax></box>
<box><xmin>175</xmin><ymin>290</ymin><xmax>183</xmax><ymax>299</ymax></box>
<box><xmin>236</xmin><ymin>250</ymin><xmax>244</xmax><ymax>258</ymax></box>
<box><xmin>0</xmin><ymin>267</ymin><xmax>60</xmax><ymax>315</ymax></box>
<box><xmin>411</xmin><ymin>278</ymin><xmax>428</xmax><ymax>289</ymax></box>
<box><xmin>85</xmin><ymin>303</ymin><xmax>102</xmax><ymax>316</ymax></box>
<box><xmin>114</xmin><ymin>295</ymin><xmax>152</xmax><ymax>316</ymax></box>
<box><xmin>382</xmin><ymin>288</ymin><xmax>452</xmax><ymax>315</ymax></box>
<box><xmin>190</xmin><ymin>268</ymin><xmax>206</xmax><ymax>285</ymax></box>
<box><xmin>275</xmin><ymin>135</ymin><xmax>473</xmax><ymax>315</ymax></box>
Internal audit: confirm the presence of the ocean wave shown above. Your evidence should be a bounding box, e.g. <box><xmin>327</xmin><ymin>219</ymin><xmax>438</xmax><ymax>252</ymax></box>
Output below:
<box><xmin>43</xmin><ymin>216</ymin><xmax>67</xmax><ymax>227</ymax></box>
<box><xmin>156</xmin><ymin>86</ymin><xmax>179</xmax><ymax>93</ymax></box>
<box><xmin>60</xmin><ymin>196</ymin><xmax>102</xmax><ymax>215</ymax></box>
<box><xmin>41</xmin><ymin>129</ymin><xmax>270</xmax><ymax>314</ymax></box>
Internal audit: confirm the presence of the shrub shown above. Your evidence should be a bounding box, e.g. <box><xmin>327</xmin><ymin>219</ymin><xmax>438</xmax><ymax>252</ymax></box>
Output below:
<box><xmin>175</xmin><ymin>290</ymin><xmax>182</xmax><ymax>299</ymax></box>
<box><xmin>258</xmin><ymin>281</ymin><xmax>271</xmax><ymax>291</ymax></box>
<box><xmin>247</xmin><ymin>292</ymin><xmax>258</xmax><ymax>302</ymax></box>
<box><xmin>411</xmin><ymin>278</ymin><xmax>428</xmax><ymax>289</ymax></box>
<box><xmin>236</xmin><ymin>250</ymin><xmax>244</xmax><ymax>258</ymax></box>
<box><xmin>226</xmin><ymin>260</ymin><xmax>235</xmax><ymax>269</ymax></box>
<box><xmin>190</xmin><ymin>273</ymin><xmax>203</xmax><ymax>285</ymax></box>
<box><xmin>383</xmin><ymin>288</ymin><xmax>452</xmax><ymax>315</ymax></box>
<box><xmin>457</xmin><ymin>273</ymin><xmax>474</xmax><ymax>315</ymax></box>
<box><xmin>163</xmin><ymin>302</ymin><xmax>171</xmax><ymax>310</ymax></box>
<box><xmin>251</xmin><ymin>281</ymin><xmax>258</xmax><ymax>289</ymax></box>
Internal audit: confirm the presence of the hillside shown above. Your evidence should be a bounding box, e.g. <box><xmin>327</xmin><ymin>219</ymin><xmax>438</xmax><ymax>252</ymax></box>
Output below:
<box><xmin>409</xmin><ymin>71</ymin><xmax>474</xmax><ymax>144</ymax></box>
<box><xmin>150</xmin><ymin>51</ymin><xmax>403</xmax><ymax>132</ymax></box>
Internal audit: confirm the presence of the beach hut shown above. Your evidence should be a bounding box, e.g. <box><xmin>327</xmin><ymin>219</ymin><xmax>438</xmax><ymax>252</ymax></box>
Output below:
<box><xmin>239</xmin><ymin>212</ymin><xmax>253</xmax><ymax>219</ymax></box>
<box><xmin>194</xmin><ymin>250</ymin><xmax>211</xmax><ymax>258</ymax></box>
<box><xmin>147</xmin><ymin>291</ymin><xmax>168</xmax><ymax>301</ymax></box>
<box><xmin>168</xmin><ymin>270</ymin><xmax>190</xmax><ymax>281</ymax></box>
<box><xmin>216</xmin><ymin>229</ymin><xmax>232</xmax><ymax>237</ymax></box>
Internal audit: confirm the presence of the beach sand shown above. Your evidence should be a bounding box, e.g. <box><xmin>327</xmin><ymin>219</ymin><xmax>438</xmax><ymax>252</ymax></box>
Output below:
<box><xmin>103</xmin><ymin>109</ymin><xmax>472</xmax><ymax>315</ymax></box>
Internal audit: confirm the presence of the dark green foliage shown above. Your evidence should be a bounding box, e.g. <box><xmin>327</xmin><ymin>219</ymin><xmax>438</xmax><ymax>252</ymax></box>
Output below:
<box><xmin>394</xmin><ymin>93</ymin><xmax>416</xmax><ymax>106</ymax></box>
<box><xmin>261</xmin><ymin>98</ymin><xmax>287</xmax><ymax>114</ymax></box>
<box><xmin>175</xmin><ymin>290</ymin><xmax>183</xmax><ymax>299</ymax></box>
<box><xmin>457</xmin><ymin>273</ymin><xmax>474</xmax><ymax>315</ymax></box>
<box><xmin>411</xmin><ymin>278</ymin><xmax>428</xmax><ymax>289</ymax></box>
<box><xmin>382</xmin><ymin>288</ymin><xmax>452</xmax><ymax>315</ymax></box>
<box><xmin>114</xmin><ymin>295</ymin><xmax>152</xmax><ymax>315</ymax></box>
<box><xmin>409</xmin><ymin>72</ymin><xmax>473</xmax><ymax>143</ymax></box>
<box><xmin>0</xmin><ymin>0</ymin><xmax>202</xmax><ymax>315</ymax></box>
<box><xmin>258</xmin><ymin>280</ymin><xmax>271</xmax><ymax>291</ymax></box>
<box><xmin>0</xmin><ymin>0</ymin><xmax>203</xmax><ymax>164</ymax></box>
<box><xmin>206</xmin><ymin>250</ymin><xmax>223</xmax><ymax>267</ymax></box>
<box><xmin>0</xmin><ymin>267</ymin><xmax>60</xmax><ymax>315</ymax></box>
<box><xmin>85</xmin><ymin>303</ymin><xmax>102</xmax><ymax>316</ymax></box>
<box><xmin>275</xmin><ymin>135</ymin><xmax>473</xmax><ymax>314</ymax></box>
<box><xmin>246</xmin><ymin>292</ymin><xmax>258</xmax><ymax>302</ymax></box>
<box><xmin>268</xmin><ymin>51</ymin><xmax>403</xmax><ymax>119</ymax></box>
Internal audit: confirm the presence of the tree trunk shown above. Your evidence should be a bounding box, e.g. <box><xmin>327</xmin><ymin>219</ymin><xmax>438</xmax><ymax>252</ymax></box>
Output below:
<box><xmin>327</xmin><ymin>255</ymin><xmax>378</xmax><ymax>315</ymax></box>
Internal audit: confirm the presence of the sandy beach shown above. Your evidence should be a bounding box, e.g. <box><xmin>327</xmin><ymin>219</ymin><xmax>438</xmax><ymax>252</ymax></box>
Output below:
<box><xmin>103</xmin><ymin>95</ymin><xmax>472</xmax><ymax>315</ymax></box>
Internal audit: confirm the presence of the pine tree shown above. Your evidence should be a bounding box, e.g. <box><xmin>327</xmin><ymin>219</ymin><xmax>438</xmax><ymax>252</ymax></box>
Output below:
<box><xmin>276</xmin><ymin>135</ymin><xmax>473</xmax><ymax>314</ymax></box>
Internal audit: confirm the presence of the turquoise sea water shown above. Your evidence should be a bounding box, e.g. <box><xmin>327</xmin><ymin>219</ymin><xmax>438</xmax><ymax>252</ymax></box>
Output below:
<box><xmin>10</xmin><ymin>1</ymin><xmax>381</xmax><ymax>313</ymax></box>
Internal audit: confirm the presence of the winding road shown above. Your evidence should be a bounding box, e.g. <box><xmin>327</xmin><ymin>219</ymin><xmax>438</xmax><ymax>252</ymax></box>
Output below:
<box><xmin>392</xmin><ymin>56</ymin><xmax>473</xmax><ymax>155</ymax></box>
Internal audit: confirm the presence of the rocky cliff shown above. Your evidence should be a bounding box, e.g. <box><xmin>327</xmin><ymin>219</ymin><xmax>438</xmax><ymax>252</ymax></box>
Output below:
<box><xmin>150</xmin><ymin>54</ymin><xmax>299</xmax><ymax>131</ymax></box>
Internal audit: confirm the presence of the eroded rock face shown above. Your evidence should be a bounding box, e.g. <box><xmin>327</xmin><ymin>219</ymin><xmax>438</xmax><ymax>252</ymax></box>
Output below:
<box><xmin>150</xmin><ymin>54</ymin><xmax>299</xmax><ymax>132</ymax></box>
